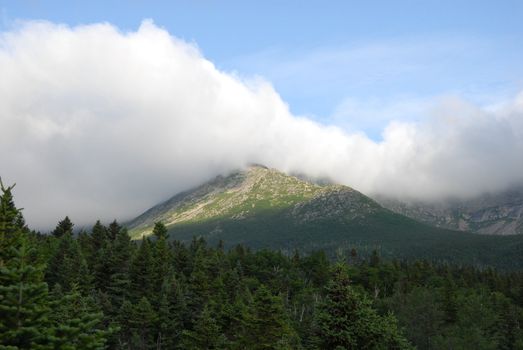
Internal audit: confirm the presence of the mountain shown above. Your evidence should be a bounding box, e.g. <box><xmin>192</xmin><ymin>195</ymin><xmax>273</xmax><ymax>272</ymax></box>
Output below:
<box><xmin>376</xmin><ymin>188</ymin><xmax>523</xmax><ymax>235</ymax></box>
<box><xmin>127</xmin><ymin>165</ymin><xmax>523</xmax><ymax>269</ymax></box>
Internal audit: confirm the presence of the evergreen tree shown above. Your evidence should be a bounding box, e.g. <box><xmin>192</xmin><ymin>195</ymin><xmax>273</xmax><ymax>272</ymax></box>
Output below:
<box><xmin>385</xmin><ymin>287</ymin><xmax>445</xmax><ymax>349</ymax></box>
<box><xmin>130</xmin><ymin>238</ymin><xmax>154</xmax><ymax>301</ymax></box>
<box><xmin>172</xmin><ymin>240</ymin><xmax>191</xmax><ymax>278</ymax></box>
<box><xmin>180</xmin><ymin>305</ymin><xmax>228</xmax><ymax>350</ymax></box>
<box><xmin>51</xmin><ymin>216</ymin><xmax>73</xmax><ymax>238</ymax></box>
<box><xmin>160</xmin><ymin>277</ymin><xmax>190</xmax><ymax>348</ymax></box>
<box><xmin>0</xmin><ymin>238</ymin><xmax>51</xmax><ymax>349</ymax></box>
<box><xmin>48</xmin><ymin>283</ymin><xmax>110</xmax><ymax>349</ymax></box>
<box><xmin>106</xmin><ymin>227</ymin><xmax>133</xmax><ymax>314</ymax></box>
<box><xmin>315</xmin><ymin>264</ymin><xmax>412</xmax><ymax>349</ymax></box>
<box><xmin>185</xmin><ymin>247</ymin><xmax>211</xmax><ymax>318</ymax></box>
<box><xmin>0</xmin><ymin>181</ymin><xmax>26</xmax><ymax>263</ymax></box>
<box><xmin>106</xmin><ymin>220</ymin><xmax>121</xmax><ymax>241</ymax></box>
<box><xmin>90</xmin><ymin>221</ymin><xmax>108</xmax><ymax>250</ymax></box>
<box><xmin>442</xmin><ymin>274</ymin><xmax>458</xmax><ymax>324</ymax></box>
<box><xmin>90</xmin><ymin>221</ymin><xmax>111</xmax><ymax>292</ymax></box>
<box><xmin>116</xmin><ymin>300</ymin><xmax>135</xmax><ymax>348</ymax></box>
<box><xmin>46</xmin><ymin>231</ymin><xmax>90</xmax><ymax>292</ymax></box>
<box><xmin>129</xmin><ymin>297</ymin><xmax>158</xmax><ymax>350</ymax></box>
<box><xmin>245</xmin><ymin>284</ymin><xmax>300</xmax><ymax>350</ymax></box>
<box><xmin>151</xmin><ymin>223</ymin><xmax>172</xmax><ymax>304</ymax></box>
<box><xmin>87</xmin><ymin>221</ymin><xmax>106</xmax><ymax>263</ymax></box>
<box><xmin>152</xmin><ymin>222</ymin><xmax>168</xmax><ymax>240</ymax></box>
<box><xmin>0</xmin><ymin>184</ymin><xmax>51</xmax><ymax>349</ymax></box>
<box><xmin>222</xmin><ymin>295</ymin><xmax>251</xmax><ymax>349</ymax></box>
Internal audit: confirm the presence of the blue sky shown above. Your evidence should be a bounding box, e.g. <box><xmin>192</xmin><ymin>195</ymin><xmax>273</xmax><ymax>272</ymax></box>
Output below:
<box><xmin>2</xmin><ymin>0</ymin><xmax>523</xmax><ymax>139</ymax></box>
<box><xmin>2</xmin><ymin>1</ymin><xmax>523</xmax><ymax>226</ymax></box>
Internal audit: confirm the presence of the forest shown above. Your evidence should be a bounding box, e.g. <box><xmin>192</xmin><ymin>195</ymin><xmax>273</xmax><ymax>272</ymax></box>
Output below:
<box><xmin>1</xmin><ymin>181</ymin><xmax>523</xmax><ymax>350</ymax></box>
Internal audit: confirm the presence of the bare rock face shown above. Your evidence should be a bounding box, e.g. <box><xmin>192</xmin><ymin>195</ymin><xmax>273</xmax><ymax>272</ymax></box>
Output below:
<box><xmin>376</xmin><ymin>188</ymin><xmax>523</xmax><ymax>235</ymax></box>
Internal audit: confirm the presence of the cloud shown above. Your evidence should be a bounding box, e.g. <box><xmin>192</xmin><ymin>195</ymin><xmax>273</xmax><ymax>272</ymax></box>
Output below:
<box><xmin>1</xmin><ymin>20</ymin><xmax>522</xmax><ymax>229</ymax></box>
<box><xmin>225</xmin><ymin>36</ymin><xmax>523</xmax><ymax>112</ymax></box>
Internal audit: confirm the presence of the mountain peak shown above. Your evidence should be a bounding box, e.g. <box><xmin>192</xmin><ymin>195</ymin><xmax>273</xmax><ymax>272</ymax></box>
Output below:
<box><xmin>126</xmin><ymin>166</ymin><xmax>523</xmax><ymax>269</ymax></box>
<box><xmin>127</xmin><ymin>166</ymin><xmax>367</xmax><ymax>238</ymax></box>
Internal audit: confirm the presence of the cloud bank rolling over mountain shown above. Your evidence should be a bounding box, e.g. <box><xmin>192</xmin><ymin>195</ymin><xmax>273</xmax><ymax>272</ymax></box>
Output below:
<box><xmin>1</xmin><ymin>20</ymin><xmax>522</xmax><ymax>228</ymax></box>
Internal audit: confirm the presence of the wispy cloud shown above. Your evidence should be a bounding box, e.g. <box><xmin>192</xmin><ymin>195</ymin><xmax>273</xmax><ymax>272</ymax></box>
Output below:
<box><xmin>226</xmin><ymin>35</ymin><xmax>523</xmax><ymax>126</ymax></box>
<box><xmin>1</xmin><ymin>20</ymin><xmax>522</xmax><ymax>229</ymax></box>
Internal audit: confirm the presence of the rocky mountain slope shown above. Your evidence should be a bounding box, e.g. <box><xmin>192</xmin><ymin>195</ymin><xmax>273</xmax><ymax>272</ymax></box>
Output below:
<box><xmin>376</xmin><ymin>188</ymin><xmax>523</xmax><ymax>235</ymax></box>
<box><xmin>127</xmin><ymin>165</ymin><xmax>523</xmax><ymax>269</ymax></box>
<box><xmin>128</xmin><ymin>165</ymin><xmax>381</xmax><ymax>237</ymax></box>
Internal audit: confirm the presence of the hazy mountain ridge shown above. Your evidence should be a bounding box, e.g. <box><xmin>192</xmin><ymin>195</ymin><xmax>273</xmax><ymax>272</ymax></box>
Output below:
<box><xmin>376</xmin><ymin>188</ymin><xmax>523</xmax><ymax>235</ymax></box>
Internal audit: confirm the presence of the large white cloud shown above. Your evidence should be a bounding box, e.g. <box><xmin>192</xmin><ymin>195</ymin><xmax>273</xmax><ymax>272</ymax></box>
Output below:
<box><xmin>1</xmin><ymin>20</ymin><xmax>522</xmax><ymax>229</ymax></box>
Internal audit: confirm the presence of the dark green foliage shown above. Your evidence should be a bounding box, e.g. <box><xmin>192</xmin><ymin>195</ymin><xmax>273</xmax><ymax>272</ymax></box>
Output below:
<box><xmin>315</xmin><ymin>264</ymin><xmax>411</xmax><ymax>349</ymax></box>
<box><xmin>385</xmin><ymin>287</ymin><xmax>445</xmax><ymax>349</ymax></box>
<box><xmin>129</xmin><ymin>297</ymin><xmax>158</xmax><ymax>350</ymax></box>
<box><xmin>0</xmin><ymin>183</ymin><xmax>51</xmax><ymax>349</ymax></box>
<box><xmin>246</xmin><ymin>285</ymin><xmax>301</xmax><ymax>349</ymax></box>
<box><xmin>151</xmin><ymin>227</ymin><xmax>172</xmax><ymax>304</ymax></box>
<box><xmin>0</xmin><ymin>181</ymin><xmax>26</xmax><ymax>263</ymax></box>
<box><xmin>45</xmin><ymin>231</ymin><xmax>90</xmax><ymax>292</ymax></box>
<box><xmin>105</xmin><ymin>226</ymin><xmax>133</xmax><ymax>314</ymax></box>
<box><xmin>49</xmin><ymin>284</ymin><xmax>110</xmax><ymax>349</ymax></box>
<box><xmin>162</xmin><ymin>277</ymin><xmax>191</xmax><ymax>347</ymax></box>
<box><xmin>51</xmin><ymin>216</ymin><xmax>73</xmax><ymax>238</ymax></box>
<box><xmin>89</xmin><ymin>221</ymin><xmax>112</xmax><ymax>293</ymax></box>
<box><xmin>180</xmin><ymin>305</ymin><xmax>228</xmax><ymax>349</ymax></box>
<box><xmin>161</xmin><ymin>209</ymin><xmax>523</xmax><ymax>270</ymax></box>
<box><xmin>2</xmin><ymin>184</ymin><xmax>523</xmax><ymax>349</ymax></box>
<box><xmin>130</xmin><ymin>238</ymin><xmax>154</xmax><ymax>301</ymax></box>
<box><xmin>106</xmin><ymin>220</ymin><xmax>121</xmax><ymax>241</ymax></box>
<box><xmin>152</xmin><ymin>222</ymin><xmax>168</xmax><ymax>240</ymax></box>
<box><xmin>0</xmin><ymin>239</ymin><xmax>51</xmax><ymax>349</ymax></box>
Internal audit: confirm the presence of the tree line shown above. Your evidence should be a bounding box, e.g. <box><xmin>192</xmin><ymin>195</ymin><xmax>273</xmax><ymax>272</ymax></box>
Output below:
<box><xmin>1</xmin><ymin>181</ymin><xmax>522</xmax><ymax>349</ymax></box>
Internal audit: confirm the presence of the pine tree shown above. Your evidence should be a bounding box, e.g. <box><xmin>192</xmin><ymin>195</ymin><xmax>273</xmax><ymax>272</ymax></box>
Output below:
<box><xmin>87</xmin><ymin>220</ymin><xmax>107</xmax><ymax>263</ymax></box>
<box><xmin>159</xmin><ymin>277</ymin><xmax>190</xmax><ymax>348</ymax></box>
<box><xmin>186</xmin><ymin>248</ymin><xmax>211</xmax><ymax>319</ymax></box>
<box><xmin>222</xmin><ymin>293</ymin><xmax>251</xmax><ymax>349</ymax></box>
<box><xmin>245</xmin><ymin>284</ymin><xmax>300</xmax><ymax>350</ymax></box>
<box><xmin>90</xmin><ymin>221</ymin><xmax>111</xmax><ymax>292</ymax></box>
<box><xmin>48</xmin><ymin>283</ymin><xmax>110</xmax><ymax>349</ymax></box>
<box><xmin>442</xmin><ymin>274</ymin><xmax>458</xmax><ymax>324</ymax></box>
<box><xmin>0</xmin><ymin>238</ymin><xmax>51</xmax><ymax>349</ymax></box>
<box><xmin>151</xmin><ymin>223</ymin><xmax>172</xmax><ymax>305</ymax></box>
<box><xmin>0</xmin><ymin>183</ymin><xmax>51</xmax><ymax>349</ymax></box>
<box><xmin>130</xmin><ymin>238</ymin><xmax>154</xmax><ymax>301</ymax></box>
<box><xmin>51</xmin><ymin>216</ymin><xmax>73</xmax><ymax>238</ymax></box>
<box><xmin>116</xmin><ymin>300</ymin><xmax>135</xmax><ymax>348</ymax></box>
<box><xmin>180</xmin><ymin>305</ymin><xmax>228</xmax><ymax>350</ymax></box>
<box><xmin>172</xmin><ymin>240</ymin><xmax>191</xmax><ymax>278</ymax></box>
<box><xmin>152</xmin><ymin>222</ymin><xmax>168</xmax><ymax>240</ymax></box>
<box><xmin>90</xmin><ymin>221</ymin><xmax>108</xmax><ymax>250</ymax></box>
<box><xmin>315</xmin><ymin>264</ymin><xmax>412</xmax><ymax>349</ymax></box>
<box><xmin>106</xmin><ymin>220</ymin><xmax>121</xmax><ymax>241</ymax></box>
<box><xmin>0</xmin><ymin>180</ymin><xmax>26</xmax><ymax>263</ymax></box>
<box><xmin>45</xmin><ymin>231</ymin><xmax>90</xmax><ymax>292</ymax></box>
<box><xmin>106</xmin><ymin>227</ymin><xmax>133</xmax><ymax>314</ymax></box>
<box><xmin>130</xmin><ymin>297</ymin><xmax>158</xmax><ymax>350</ymax></box>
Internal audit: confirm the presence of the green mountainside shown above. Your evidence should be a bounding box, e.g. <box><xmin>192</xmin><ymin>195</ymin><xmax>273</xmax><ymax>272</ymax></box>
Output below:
<box><xmin>128</xmin><ymin>165</ymin><xmax>523</xmax><ymax>269</ymax></box>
